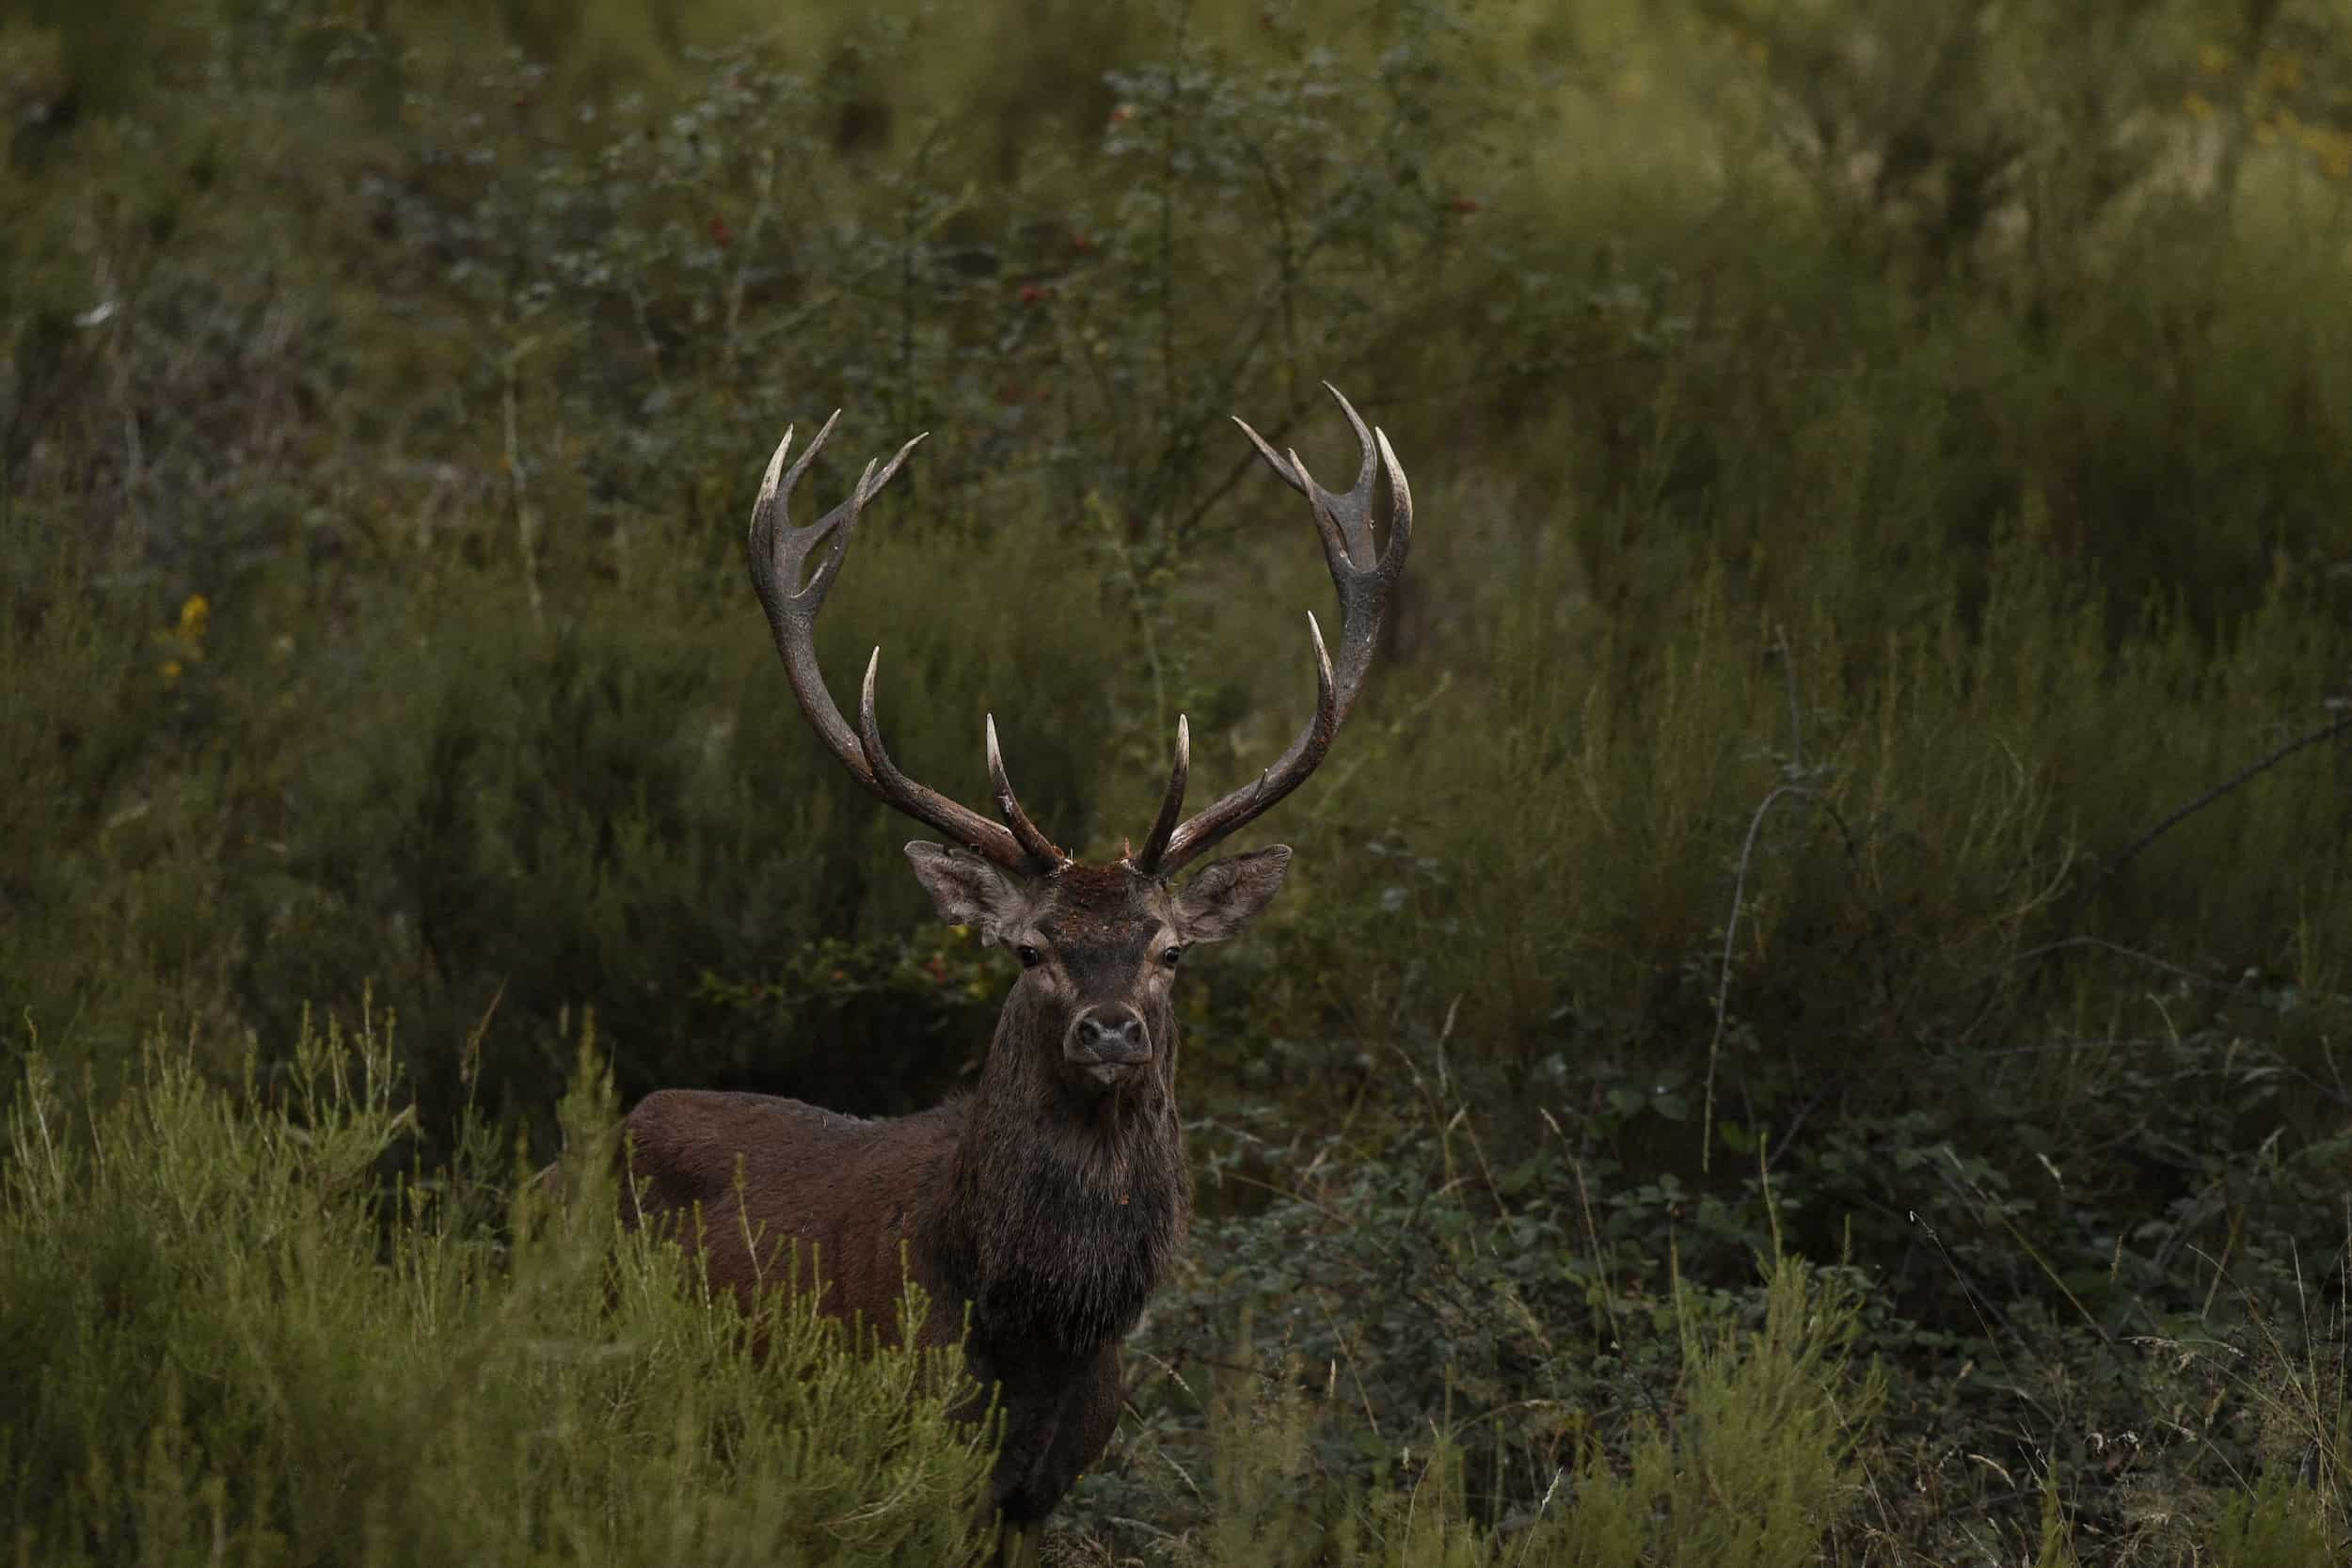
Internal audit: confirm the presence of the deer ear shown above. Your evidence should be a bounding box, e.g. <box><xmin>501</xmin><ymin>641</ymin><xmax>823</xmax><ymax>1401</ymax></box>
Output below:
<box><xmin>1174</xmin><ymin>846</ymin><xmax>1292</xmax><ymax>942</ymax></box>
<box><xmin>904</xmin><ymin>842</ymin><xmax>1027</xmax><ymax>941</ymax></box>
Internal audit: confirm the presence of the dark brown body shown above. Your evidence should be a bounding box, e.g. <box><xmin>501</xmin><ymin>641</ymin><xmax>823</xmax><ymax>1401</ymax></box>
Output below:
<box><xmin>622</xmin><ymin>1084</ymin><xmax>1178</xmax><ymax>1522</ymax></box>
<box><xmin>623</xmin><ymin>1088</ymin><xmax>1167</xmax><ymax>1523</ymax></box>
<box><xmin>620</xmin><ymin>863</ymin><xmax>1241</xmax><ymax>1530</ymax></box>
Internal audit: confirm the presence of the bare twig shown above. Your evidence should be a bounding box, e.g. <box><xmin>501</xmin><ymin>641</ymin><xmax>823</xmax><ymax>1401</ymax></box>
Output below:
<box><xmin>499</xmin><ymin>340</ymin><xmax>545</xmax><ymax>630</ymax></box>
<box><xmin>1773</xmin><ymin>623</ymin><xmax>1804</xmax><ymax>775</ymax></box>
<box><xmin>718</xmin><ymin>147</ymin><xmax>778</xmax><ymax>379</ymax></box>
<box><xmin>626</xmin><ymin>284</ymin><xmax>668</xmax><ymax>388</ymax></box>
<box><xmin>1982</xmin><ymin>706</ymin><xmax>2352</xmax><ymax>1027</ymax></box>
<box><xmin>2001</xmin><ymin>935</ymin><xmax>2244</xmax><ymax>990</ymax></box>
<box><xmin>1704</xmin><ymin>781</ymin><xmax>1811</xmax><ymax>1175</ymax></box>
<box><xmin>2091</xmin><ymin>710</ymin><xmax>2352</xmax><ymax>894</ymax></box>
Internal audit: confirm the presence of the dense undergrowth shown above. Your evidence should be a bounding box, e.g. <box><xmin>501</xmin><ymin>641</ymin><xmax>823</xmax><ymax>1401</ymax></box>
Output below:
<box><xmin>1</xmin><ymin>1017</ymin><xmax>996</xmax><ymax>1564</ymax></box>
<box><xmin>6</xmin><ymin>0</ymin><xmax>2352</xmax><ymax>1560</ymax></box>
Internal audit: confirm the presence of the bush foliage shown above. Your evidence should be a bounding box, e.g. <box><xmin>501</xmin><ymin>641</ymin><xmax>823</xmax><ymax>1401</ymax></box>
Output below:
<box><xmin>6</xmin><ymin>0</ymin><xmax>2352</xmax><ymax>1560</ymax></box>
<box><xmin>0</xmin><ymin>1017</ymin><xmax>993</xmax><ymax>1563</ymax></box>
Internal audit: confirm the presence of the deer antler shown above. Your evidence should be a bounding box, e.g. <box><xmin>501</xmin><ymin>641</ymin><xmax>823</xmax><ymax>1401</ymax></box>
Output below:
<box><xmin>1130</xmin><ymin>384</ymin><xmax>1412</xmax><ymax>877</ymax></box>
<box><xmin>747</xmin><ymin>415</ymin><xmax>1069</xmax><ymax>876</ymax></box>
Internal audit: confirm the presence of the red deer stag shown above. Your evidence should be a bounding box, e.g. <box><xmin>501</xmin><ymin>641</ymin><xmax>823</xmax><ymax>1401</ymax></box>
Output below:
<box><xmin>617</xmin><ymin>385</ymin><xmax>1411</xmax><ymax>1544</ymax></box>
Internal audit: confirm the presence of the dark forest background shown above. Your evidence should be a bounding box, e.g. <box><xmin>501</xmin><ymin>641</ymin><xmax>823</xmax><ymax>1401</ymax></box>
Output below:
<box><xmin>6</xmin><ymin>0</ymin><xmax>2352</xmax><ymax>1560</ymax></box>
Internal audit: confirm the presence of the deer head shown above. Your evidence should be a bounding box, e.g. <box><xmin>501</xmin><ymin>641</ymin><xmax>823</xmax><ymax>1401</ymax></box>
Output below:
<box><xmin>743</xmin><ymin>386</ymin><xmax>1411</xmax><ymax>1105</ymax></box>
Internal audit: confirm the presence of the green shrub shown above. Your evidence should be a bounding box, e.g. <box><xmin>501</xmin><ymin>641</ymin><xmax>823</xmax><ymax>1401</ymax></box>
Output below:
<box><xmin>0</xmin><ymin>1011</ymin><xmax>994</xmax><ymax>1565</ymax></box>
<box><xmin>1081</xmin><ymin>1243</ymin><xmax>1883</xmax><ymax>1565</ymax></box>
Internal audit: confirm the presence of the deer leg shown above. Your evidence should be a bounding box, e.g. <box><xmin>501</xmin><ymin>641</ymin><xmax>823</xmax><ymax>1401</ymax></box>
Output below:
<box><xmin>1024</xmin><ymin>1346</ymin><xmax>1122</xmax><ymax>1522</ymax></box>
<box><xmin>978</xmin><ymin>1345</ymin><xmax>1123</xmax><ymax>1561</ymax></box>
<box><xmin>985</xmin><ymin>1392</ymin><xmax>1067</xmax><ymax>1528</ymax></box>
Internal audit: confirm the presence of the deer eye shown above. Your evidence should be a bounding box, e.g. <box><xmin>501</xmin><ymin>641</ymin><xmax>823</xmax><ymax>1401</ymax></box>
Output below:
<box><xmin>1016</xmin><ymin>944</ymin><xmax>1042</xmax><ymax>970</ymax></box>
<box><xmin>1160</xmin><ymin>945</ymin><xmax>1184</xmax><ymax>968</ymax></box>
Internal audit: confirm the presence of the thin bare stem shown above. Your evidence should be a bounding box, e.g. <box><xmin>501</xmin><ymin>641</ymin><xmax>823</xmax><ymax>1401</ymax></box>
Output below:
<box><xmin>719</xmin><ymin>147</ymin><xmax>778</xmax><ymax>379</ymax></box>
<box><xmin>500</xmin><ymin>340</ymin><xmax>545</xmax><ymax>631</ymax></box>
<box><xmin>2095</xmin><ymin>710</ymin><xmax>2352</xmax><ymax>891</ymax></box>
<box><xmin>1704</xmin><ymin>782</ymin><xmax>1812</xmax><ymax>1175</ymax></box>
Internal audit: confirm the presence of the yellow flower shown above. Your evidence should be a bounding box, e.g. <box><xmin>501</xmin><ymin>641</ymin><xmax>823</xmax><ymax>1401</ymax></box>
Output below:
<box><xmin>2183</xmin><ymin>91</ymin><xmax>2216</xmax><ymax>120</ymax></box>
<box><xmin>153</xmin><ymin>594</ymin><xmax>209</xmax><ymax>677</ymax></box>
<box><xmin>2198</xmin><ymin>41</ymin><xmax>2228</xmax><ymax>75</ymax></box>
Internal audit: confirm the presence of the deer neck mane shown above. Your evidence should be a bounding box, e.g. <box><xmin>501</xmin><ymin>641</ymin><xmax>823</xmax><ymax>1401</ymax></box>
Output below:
<box><xmin>926</xmin><ymin>1005</ymin><xmax>1192</xmax><ymax>1354</ymax></box>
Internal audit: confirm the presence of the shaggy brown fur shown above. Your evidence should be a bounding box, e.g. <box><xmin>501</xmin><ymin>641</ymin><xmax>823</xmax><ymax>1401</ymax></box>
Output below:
<box><xmin>618</xmin><ymin>844</ymin><xmax>1289</xmax><ymax>1538</ymax></box>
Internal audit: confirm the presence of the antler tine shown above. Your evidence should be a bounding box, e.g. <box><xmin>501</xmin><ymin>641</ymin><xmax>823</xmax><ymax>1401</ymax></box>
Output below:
<box><xmin>987</xmin><ymin>714</ymin><xmax>1069</xmax><ymax>868</ymax></box>
<box><xmin>1318</xmin><ymin>382</ymin><xmax>1382</xmax><ymax>566</ymax></box>
<box><xmin>1129</xmin><ymin>715</ymin><xmax>1192</xmax><ymax>873</ymax></box>
<box><xmin>744</xmin><ymin>414</ymin><xmax>1053</xmax><ymax>876</ymax></box>
<box><xmin>1146</xmin><ymin>388</ymin><xmax>1410</xmax><ymax>876</ymax></box>
<box><xmin>1231</xmin><ymin>383</ymin><xmax>1388</xmax><ymax>570</ymax></box>
<box><xmin>858</xmin><ymin>651</ymin><xmax>1054</xmax><ymax>873</ymax></box>
<box><xmin>746</xmin><ymin>412</ymin><xmax>871</xmax><ymax>788</ymax></box>
<box><xmin>1373</xmin><ymin>425</ymin><xmax>1413</xmax><ymax>581</ymax></box>
<box><xmin>1230</xmin><ymin>414</ymin><xmax>1306</xmax><ymax>496</ymax></box>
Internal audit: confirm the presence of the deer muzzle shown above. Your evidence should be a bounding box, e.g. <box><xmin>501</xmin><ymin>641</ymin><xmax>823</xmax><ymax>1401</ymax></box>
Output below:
<box><xmin>1066</xmin><ymin>1006</ymin><xmax>1152</xmax><ymax>1085</ymax></box>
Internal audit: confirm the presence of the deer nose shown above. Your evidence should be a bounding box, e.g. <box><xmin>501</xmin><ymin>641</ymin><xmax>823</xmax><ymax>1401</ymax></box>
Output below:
<box><xmin>1068</xmin><ymin>1007</ymin><xmax>1152</xmax><ymax>1073</ymax></box>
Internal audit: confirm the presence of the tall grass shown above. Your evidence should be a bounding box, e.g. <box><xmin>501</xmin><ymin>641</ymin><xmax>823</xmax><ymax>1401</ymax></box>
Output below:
<box><xmin>4</xmin><ymin>1017</ymin><xmax>1917</xmax><ymax>1564</ymax></box>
